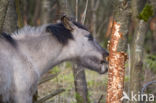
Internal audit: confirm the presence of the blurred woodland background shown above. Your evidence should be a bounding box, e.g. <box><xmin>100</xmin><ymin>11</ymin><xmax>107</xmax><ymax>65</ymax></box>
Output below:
<box><xmin>0</xmin><ymin>0</ymin><xmax>156</xmax><ymax>103</ymax></box>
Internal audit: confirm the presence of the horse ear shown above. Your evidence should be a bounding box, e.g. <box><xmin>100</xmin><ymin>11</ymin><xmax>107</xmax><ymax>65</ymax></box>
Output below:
<box><xmin>61</xmin><ymin>16</ymin><xmax>74</xmax><ymax>31</ymax></box>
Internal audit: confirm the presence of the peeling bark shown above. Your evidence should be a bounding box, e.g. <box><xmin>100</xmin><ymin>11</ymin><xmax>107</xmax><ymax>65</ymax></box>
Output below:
<box><xmin>106</xmin><ymin>0</ymin><xmax>130</xmax><ymax>103</ymax></box>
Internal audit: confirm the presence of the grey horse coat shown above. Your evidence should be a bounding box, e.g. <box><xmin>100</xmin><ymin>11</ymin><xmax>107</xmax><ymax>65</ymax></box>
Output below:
<box><xmin>0</xmin><ymin>16</ymin><xmax>108</xmax><ymax>103</ymax></box>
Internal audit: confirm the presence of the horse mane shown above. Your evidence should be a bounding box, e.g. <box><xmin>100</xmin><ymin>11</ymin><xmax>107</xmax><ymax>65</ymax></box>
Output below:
<box><xmin>11</xmin><ymin>21</ymin><xmax>88</xmax><ymax>45</ymax></box>
<box><xmin>11</xmin><ymin>24</ymin><xmax>48</xmax><ymax>39</ymax></box>
<box><xmin>0</xmin><ymin>32</ymin><xmax>17</xmax><ymax>47</ymax></box>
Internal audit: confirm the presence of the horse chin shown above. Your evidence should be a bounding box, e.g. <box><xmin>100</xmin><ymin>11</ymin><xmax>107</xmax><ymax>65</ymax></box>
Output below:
<box><xmin>79</xmin><ymin>57</ymin><xmax>108</xmax><ymax>74</ymax></box>
<box><xmin>86</xmin><ymin>58</ymin><xmax>108</xmax><ymax>74</ymax></box>
<box><xmin>99</xmin><ymin>63</ymin><xmax>108</xmax><ymax>74</ymax></box>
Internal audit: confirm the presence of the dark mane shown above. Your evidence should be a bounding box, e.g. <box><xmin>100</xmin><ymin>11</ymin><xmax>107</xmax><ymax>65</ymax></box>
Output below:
<box><xmin>46</xmin><ymin>22</ymin><xmax>88</xmax><ymax>45</ymax></box>
<box><xmin>0</xmin><ymin>32</ymin><xmax>16</xmax><ymax>47</ymax></box>
<box><xmin>46</xmin><ymin>23</ymin><xmax>73</xmax><ymax>45</ymax></box>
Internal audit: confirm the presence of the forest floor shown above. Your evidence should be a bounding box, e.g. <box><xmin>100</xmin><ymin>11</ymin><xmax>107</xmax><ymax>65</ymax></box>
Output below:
<box><xmin>37</xmin><ymin>61</ymin><xmax>156</xmax><ymax>103</ymax></box>
<box><xmin>38</xmin><ymin>62</ymin><xmax>108</xmax><ymax>103</ymax></box>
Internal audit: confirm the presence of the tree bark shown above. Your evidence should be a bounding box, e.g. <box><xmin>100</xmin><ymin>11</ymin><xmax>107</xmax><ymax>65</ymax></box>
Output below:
<box><xmin>130</xmin><ymin>1</ymin><xmax>148</xmax><ymax>103</ymax></box>
<box><xmin>0</xmin><ymin>0</ymin><xmax>9</xmax><ymax>33</ymax></box>
<box><xmin>106</xmin><ymin>0</ymin><xmax>130</xmax><ymax>103</ymax></box>
<box><xmin>73</xmin><ymin>65</ymin><xmax>89</xmax><ymax>103</ymax></box>
<box><xmin>90</xmin><ymin>0</ymin><xmax>99</xmax><ymax>37</ymax></box>
<box><xmin>130</xmin><ymin>20</ymin><xmax>148</xmax><ymax>103</ymax></box>
<box><xmin>40</xmin><ymin>0</ymin><xmax>51</xmax><ymax>24</ymax></box>
<box><xmin>15</xmin><ymin>0</ymin><xmax>24</xmax><ymax>28</ymax></box>
<box><xmin>2</xmin><ymin>0</ymin><xmax>17</xmax><ymax>33</ymax></box>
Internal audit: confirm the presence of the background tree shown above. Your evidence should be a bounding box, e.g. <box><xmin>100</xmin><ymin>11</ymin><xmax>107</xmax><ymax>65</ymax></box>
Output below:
<box><xmin>130</xmin><ymin>0</ymin><xmax>154</xmax><ymax>103</ymax></box>
<box><xmin>0</xmin><ymin>0</ymin><xmax>9</xmax><ymax>33</ymax></box>
<box><xmin>2</xmin><ymin>0</ymin><xmax>17</xmax><ymax>33</ymax></box>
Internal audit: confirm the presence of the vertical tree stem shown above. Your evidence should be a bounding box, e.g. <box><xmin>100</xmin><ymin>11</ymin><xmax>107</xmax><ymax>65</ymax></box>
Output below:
<box><xmin>0</xmin><ymin>0</ymin><xmax>9</xmax><ymax>33</ymax></box>
<box><xmin>106</xmin><ymin>0</ymin><xmax>130</xmax><ymax>102</ymax></box>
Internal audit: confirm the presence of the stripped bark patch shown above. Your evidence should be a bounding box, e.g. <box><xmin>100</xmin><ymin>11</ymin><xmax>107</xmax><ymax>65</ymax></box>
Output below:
<box><xmin>106</xmin><ymin>21</ymin><xmax>127</xmax><ymax>103</ymax></box>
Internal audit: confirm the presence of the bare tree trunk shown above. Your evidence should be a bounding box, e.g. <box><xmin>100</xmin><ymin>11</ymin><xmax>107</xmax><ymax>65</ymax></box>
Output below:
<box><xmin>106</xmin><ymin>0</ymin><xmax>130</xmax><ymax>103</ymax></box>
<box><xmin>0</xmin><ymin>0</ymin><xmax>9</xmax><ymax>33</ymax></box>
<box><xmin>58</xmin><ymin>0</ymin><xmax>73</xmax><ymax>17</ymax></box>
<box><xmin>40</xmin><ymin>0</ymin><xmax>51</xmax><ymax>24</ymax></box>
<box><xmin>73</xmin><ymin>65</ymin><xmax>89</xmax><ymax>103</ymax></box>
<box><xmin>91</xmin><ymin>0</ymin><xmax>99</xmax><ymax>37</ymax></box>
<box><xmin>15</xmin><ymin>0</ymin><xmax>24</xmax><ymax>28</ymax></box>
<box><xmin>32</xmin><ymin>0</ymin><xmax>41</xmax><ymax>25</ymax></box>
<box><xmin>130</xmin><ymin>20</ymin><xmax>148</xmax><ymax>103</ymax></box>
<box><xmin>130</xmin><ymin>1</ymin><xmax>149</xmax><ymax>103</ymax></box>
<box><xmin>2</xmin><ymin>0</ymin><xmax>17</xmax><ymax>33</ymax></box>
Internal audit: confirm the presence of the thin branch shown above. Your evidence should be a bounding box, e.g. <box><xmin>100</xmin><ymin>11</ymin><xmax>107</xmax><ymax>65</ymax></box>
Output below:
<box><xmin>95</xmin><ymin>0</ymin><xmax>100</xmax><ymax>11</ymax></box>
<box><xmin>127</xmin><ymin>44</ymin><xmax>131</xmax><ymax>103</ymax></box>
<box><xmin>97</xmin><ymin>94</ymin><xmax>103</xmax><ymax>103</ymax></box>
<box><xmin>81</xmin><ymin>0</ymin><xmax>88</xmax><ymax>24</ymax></box>
<box><xmin>39</xmin><ymin>73</ymin><xmax>58</xmax><ymax>85</ymax></box>
<box><xmin>141</xmin><ymin>80</ymin><xmax>156</xmax><ymax>94</ymax></box>
<box><xmin>0</xmin><ymin>0</ymin><xmax>9</xmax><ymax>33</ymax></box>
<box><xmin>37</xmin><ymin>89</ymin><xmax>65</xmax><ymax>103</ymax></box>
<box><xmin>75</xmin><ymin>0</ymin><xmax>78</xmax><ymax>22</ymax></box>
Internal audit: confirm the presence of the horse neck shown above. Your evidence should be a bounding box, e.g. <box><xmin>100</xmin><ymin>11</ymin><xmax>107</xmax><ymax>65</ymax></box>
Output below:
<box><xmin>16</xmin><ymin>35</ymin><xmax>66</xmax><ymax>77</ymax></box>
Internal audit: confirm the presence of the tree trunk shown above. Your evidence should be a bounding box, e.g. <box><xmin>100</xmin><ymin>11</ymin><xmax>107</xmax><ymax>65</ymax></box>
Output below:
<box><xmin>40</xmin><ymin>0</ymin><xmax>51</xmax><ymax>24</ymax></box>
<box><xmin>0</xmin><ymin>0</ymin><xmax>9</xmax><ymax>33</ymax></box>
<box><xmin>130</xmin><ymin>20</ymin><xmax>148</xmax><ymax>103</ymax></box>
<box><xmin>91</xmin><ymin>0</ymin><xmax>99</xmax><ymax>37</ymax></box>
<box><xmin>130</xmin><ymin>0</ymin><xmax>148</xmax><ymax>103</ymax></box>
<box><xmin>106</xmin><ymin>0</ymin><xmax>130</xmax><ymax>103</ymax></box>
<box><xmin>73</xmin><ymin>65</ymin><xmax>89</xmax><ymax>103</ymax></box>
<box><xmin>2</xmin><ymin>0</ymin><xmax>17</xmax><ymax>33</ymax></box>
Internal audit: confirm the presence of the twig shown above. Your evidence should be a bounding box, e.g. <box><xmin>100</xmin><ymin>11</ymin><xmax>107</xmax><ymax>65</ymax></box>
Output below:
<box><xmin>81</xmin><ymin>0</ymin><xmax>88</xmax><ymax>24</ymax></box>
<box><xmin>75</xmin><ymin>0</ymin><xmax>78</xmax><ymax>22</ymax></box>
<box><xmin>39</xmin><ymin>73</ymin><xmax>58</xmax><ymax>85</ymax></box>
<box><xmin>36</xmin><ymin>88</ymin><xmax>65</xmax><ymax>103</ymax></box>
<box><xmin>97</xmin><ymin>94</ymin><xmax>104</xmax><ymax>103</ymax></box>
<box><xmin>141</xmin><ymin>80</ymin><xmax>156</xmax><ymax>94</ymax></box>
<box><xmin>95</xmin><ymin>0</ymin><xmax>100</xmax><ymax>11</ymax></box>
<box><xmin>127</xmin><ymin>44</ymin><xmax>131</xmax><ymax>103</ymax></box>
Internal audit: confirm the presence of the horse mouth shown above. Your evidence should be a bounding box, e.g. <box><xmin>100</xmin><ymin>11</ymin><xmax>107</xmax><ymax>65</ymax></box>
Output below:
<box><xmin>86</xmin><ymin>57</ymin><xmax>108</xmax><ymax>74</ymax></box>
<box><xmin>88</xmin><ymin>57</ymin><xmax>101</xmax><ymax>65</ymax></box>
<box><xmin>100</xmin><ymin>63</ymin><xmax>108</xmax><ymax>74</ymax></box>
